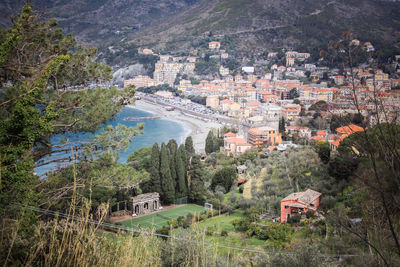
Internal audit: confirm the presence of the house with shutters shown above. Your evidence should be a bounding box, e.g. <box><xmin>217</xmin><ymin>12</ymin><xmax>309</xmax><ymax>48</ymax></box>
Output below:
<box><xmin>280</xmin><ymin>189</ymin><xmax>322</xmax><ymax>223</ymax></box>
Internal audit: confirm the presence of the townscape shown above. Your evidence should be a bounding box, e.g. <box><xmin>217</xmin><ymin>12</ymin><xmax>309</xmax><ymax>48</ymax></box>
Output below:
<box><xmin>1</xmin><ymin>2</ymin><xmax>400</xmax><ymax>267</ymax></box>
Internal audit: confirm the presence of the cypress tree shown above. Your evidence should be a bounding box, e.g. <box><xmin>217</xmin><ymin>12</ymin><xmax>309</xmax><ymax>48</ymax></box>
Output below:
<box><xmin>148</xmin><ymin>143</ymin><xmax>161</xmax><ymax>194</ymax></box>
<box><xmin>205</xmin><ymin>130</ymin><xmax>215</xmax><ymax>154</ymax></box>
<box><xmin>279</xmin><ymin>117</ymin><xmax>286</xmax><ymax>133</ymax></box>
<box><xmin>175</xmin><ymin>147</ymin><xmax>187</xmax><ymax>197</ymax></box>
<box><xmin>178</xmin><ymin>144</ymin><xmax>189</xmax><ymax>189</ymax></box>
<box><xmin>167</xmin><ymin>139</ymin><xmax>178</xmax><ymax>189</ymax></box>
<box><xmin>160</xmin><ymin>143</ymin><xmax>175</xmax><ymax>204</ymax></box>
<box><xmin>188</xmin><ymin>155</ymin><xmax>206</xmax><ymax>203</ymax></box>
<box><xmin>185</xmin><ymin>136</ymin><xmax>195</xmax><ymax>155</ymax></box>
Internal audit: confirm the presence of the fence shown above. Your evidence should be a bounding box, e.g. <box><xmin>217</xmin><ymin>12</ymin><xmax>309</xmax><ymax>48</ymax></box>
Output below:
<box><xmin>174</xmin><ymin>197</ymin><xmax>188</xmax><ymax>205</ymax></box>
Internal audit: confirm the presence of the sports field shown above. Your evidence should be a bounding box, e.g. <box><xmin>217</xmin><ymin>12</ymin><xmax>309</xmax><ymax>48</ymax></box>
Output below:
<box><xmin>120</xmin><ymin>204</ymin><xmax>205</xmax><ymax>229</ymax></box>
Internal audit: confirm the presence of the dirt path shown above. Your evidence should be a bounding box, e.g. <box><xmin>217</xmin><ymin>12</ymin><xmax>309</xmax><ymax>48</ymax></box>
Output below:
<box><xmin>243</xmin><ymin>167</ymin><xmax>266</xmax><ymax>199</ymax></box>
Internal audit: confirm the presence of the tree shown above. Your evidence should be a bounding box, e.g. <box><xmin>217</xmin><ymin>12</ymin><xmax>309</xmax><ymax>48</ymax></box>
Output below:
<box><xmin>279</xmin><ymin>117</ymin><xmax>286</xmax><ymax>133</ymax></box>
<box><xmin>160</xmin><ymin>143</ymin><xmax>175</xmax><ymax>204</ymax></box>
<box><xmin>175</xmin><ymin>147</ymin><xmax>187</xmax><ymax>197</ymax></box>
<box><xmin>315</xmin><ymin>141</ymin><xmax>330</xmax><ymax>164</ymax></box>
<box><xmin>0</xmin><ymin>5</ymin><xmax>135</xmax><ymax>212</ymax></box>
<box><xmin>211</xmin><ymin>166</ymin><xmax>238</xmax><ymax>192</ymax></box>
<box><xmin>167</xmin><ymin>139</ymin><xmax>178</xmax><ymax>189</ymax></box>
<box><xmin>188</xmin><ymin>155</ymin><xmax>206</xmax><ymax>203</ymax></box>
<box><xmin>185</xmin><ymin>136</ymin><xmax>195</xmax><ymax>155</ymax></box>
<box><xmin>325</xmin><ymin>31</ymin><xmax>400</xmax><ymax>265</ymax></box>
<box><xmin>143</xmin><ymin>143</ymin><xmax>162</xmax><ymax>194</ymax></box>
<box><xmin>205</xmin><ymin>130</ymin><xmax>215</xmax><ymax>154</ymax></box>
<box><xmin>127</xmin><ymin>146</ymin><xmax>152</xmax><ymax>171</ymax></box>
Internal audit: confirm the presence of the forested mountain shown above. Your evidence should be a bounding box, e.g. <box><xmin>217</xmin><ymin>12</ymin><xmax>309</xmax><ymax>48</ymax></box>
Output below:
<box><xmin>0</xmin><ymin>0</ymin><xmax>202</xmax><ymax>45</ymax></box>
<box><xmin>129</xmin><ymin>0</ymin><xmax>400</xmax><ymax>55</ymax></box>
<box><xmin>1</xmin><ymin>0</ymin><xmax>400</xmax><ymax>58</ymax></box>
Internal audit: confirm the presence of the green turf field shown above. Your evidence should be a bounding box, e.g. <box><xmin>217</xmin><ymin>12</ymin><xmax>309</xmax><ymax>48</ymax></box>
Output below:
<box><xmin>120</xmin><ymin>204</ymin><xmax>205</xmax><ymax>229</ymax></box>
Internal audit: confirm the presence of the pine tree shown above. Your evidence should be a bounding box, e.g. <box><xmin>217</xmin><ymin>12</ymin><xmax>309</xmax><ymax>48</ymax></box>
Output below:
<box><xmin>205</xmin><ymin>130</ymin><xmax>215</xmax><ymax>154</ymax></box>
<box><xmin>175</xmin><ymin>147</ymin><xmax>187</xmax><ymax>197</ymax></box>
<box><xmin>185</xmin><ymin>136</ymin><xmax>195</xmax><ymax>155</ymax></box>
<box><xmin>188</xmin><ymin>155</ymin><xmax>206</xmax><ymax>203</ymax></box>
<box><xmin>160</xmin><ymin>143</ymin><xmax>175</xmax><ymax>204</ymax></box>
<box><xmin>148</xmin><ymin>143</ymin><xmax>161</xmax><ymax>194</ymax></box>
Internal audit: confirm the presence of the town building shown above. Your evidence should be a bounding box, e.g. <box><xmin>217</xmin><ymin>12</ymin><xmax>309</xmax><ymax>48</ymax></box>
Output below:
<box><xmin>124</xmin><ymin>75</ymin><xmax>161</xmax><ymax>88</ymax></box>
<box><xmin>281</xmin><ymin>103</ymin><xmax>301</xmax><ymax>121</ymax></box>
<box><xmin>209</xmin><ymin>41</ymin><xmax>221</xmax><ymax>50</ymax></box>
<box><xmin>222</xmin><ymin>133</ymin><xmax>252</xmax><ymax>156</ymax></box>
<box><xmin>285</xmin><ymin>126</ymin><xmax>311</xmax><ymax>138</ymax></box>
<box><xmin>155</xmin><ymin>90</ymin><xmax>173</xmax><ymax>99</ymax></box>
<box><xmin>248</xmin><ymin>127</ymin><xmax>282</xmax><ymax>147</ymax></box>
<box><xmin>206</xmin><ymin>95</ymin><xmax>220</xmax><ymax>108</ymax></box>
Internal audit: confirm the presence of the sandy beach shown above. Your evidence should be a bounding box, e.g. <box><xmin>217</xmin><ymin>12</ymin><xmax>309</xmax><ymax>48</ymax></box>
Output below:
<box><xmin>131</xmin><ymin>100</ymin><xmax>223</xmax><ymax>154</ymax></box>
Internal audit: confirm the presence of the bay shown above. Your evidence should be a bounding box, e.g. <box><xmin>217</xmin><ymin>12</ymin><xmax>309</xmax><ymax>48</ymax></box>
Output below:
<box><xmin>35</xmin><ymin>106</ymin><xmax>185</xmax><ymax>176</ymax></box>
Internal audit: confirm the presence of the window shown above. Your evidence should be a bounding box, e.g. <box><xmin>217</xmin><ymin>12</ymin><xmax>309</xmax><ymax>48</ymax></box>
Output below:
<box><xmin>284</xmin><ymin>205</ymin><xmax>289</xmax><ymax>209</ymax></box>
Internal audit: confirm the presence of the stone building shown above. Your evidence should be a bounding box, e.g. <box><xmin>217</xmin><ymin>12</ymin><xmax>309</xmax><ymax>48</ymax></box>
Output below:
<box><xmin>111</xmin><ymin>192</ymin><xmax>160</xmax><ymax>217</ymax></box>
<box><xmin>131</xmin><ymin>192</ymin><xmax>160</xmax><ymax>215</ymax></box>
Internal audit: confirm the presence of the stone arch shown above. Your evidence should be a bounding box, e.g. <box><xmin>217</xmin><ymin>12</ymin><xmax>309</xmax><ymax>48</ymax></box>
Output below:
<box><xmin>135</xmin><ymin>205</ymin><xmax>139</xmax><ymax>214</ymax></box>
<box><xmin>153</xmin><ymin>200</ymin><xmax>158</xmax><ymax>210</ymax></box>
<box><xmin>144</xmin><ymin>202</ymin><xmax>149</xmax><ymax>210</ymax></box>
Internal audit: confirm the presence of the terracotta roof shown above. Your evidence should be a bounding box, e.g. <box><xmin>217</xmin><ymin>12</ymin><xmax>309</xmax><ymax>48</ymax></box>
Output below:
<box><xmin>309</xmin><ymin>136</ymin><xmax>325</xmax><ymax>141</ymax></box>
<box><xmin>282</xmin><ymin>189</ymin><xmax>321</xmax><ymax>205</ymax></box>
<box><xmin>226</xmin><ymin>137</ymin><xmax>249</xmax><ymax>145</ymax></box>
<box><xmin>336</xmin><ymin>124</ymin><xmax>364</xmax><ymax>135</ymax></box>
<box><xmin>297</xmin><ymin>189</ymin><xmax>322</xmax><ymax>204</ymax></box>
<box><xmin>224</xmin><ymin>132</ymin><xmax>236</xmax><ymax>137</ymax></box>
<box><xmin>316</xmin><ymin>130</ymin><xmax>327</xmax><ymax>136</ymax></box>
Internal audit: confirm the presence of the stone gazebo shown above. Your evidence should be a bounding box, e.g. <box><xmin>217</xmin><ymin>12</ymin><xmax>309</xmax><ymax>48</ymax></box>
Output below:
<box><xmin>130</xmin><ymin>192</ymin><xmax>160</xmax><ymax>216</ymax></box>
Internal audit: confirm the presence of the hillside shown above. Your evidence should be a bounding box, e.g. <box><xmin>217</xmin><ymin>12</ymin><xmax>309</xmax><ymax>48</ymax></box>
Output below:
<box><xmin>2</xmin><ymin>0</ymin><xmax>399</xmax><ymax>64</ymax></box>
<box><xmin>128</xmin><ymin>0</ymin><xmax>400</xmax><ymax>55</ymax></box>
<box><xmin>0</xmin><ymin>0</ymin><xmax>203</xmax><ymax>45</ymax></box>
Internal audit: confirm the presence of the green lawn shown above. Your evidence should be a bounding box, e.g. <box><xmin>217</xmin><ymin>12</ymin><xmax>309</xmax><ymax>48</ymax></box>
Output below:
<box><xmin>120</xmin><ymin>204</ymin><xmax>205</xmax><ymax>229</ymax></box>
<box><xmin>194</xmin><ymin>210</ymin><xmax>267</xmax><ymax>254</ymax></box>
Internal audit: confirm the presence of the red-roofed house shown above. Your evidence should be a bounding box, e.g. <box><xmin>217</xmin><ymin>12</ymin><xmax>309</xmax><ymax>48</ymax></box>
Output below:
<box><xmin>280</xmin><ymin>189</ymin><xmax>322</xmax><ymax>223</ymax></box>
<box><xmin>335</xmin><ymin>124</ymin><xmax>364</xmax><ymax>135</ymax></box>
<box><xmin>330</xmin><ymin>124</ymin><xmax>364</xmax><ymax>151</ymax></box>
<box><xmin>223</xmin><ymin>132</ymin><xmax>236</xmax><ymax>138</ymax></box>
<box><xmin>223</xmin><ymin>135</ymin><xmax>252</xmax><ymax>156</ymax></box>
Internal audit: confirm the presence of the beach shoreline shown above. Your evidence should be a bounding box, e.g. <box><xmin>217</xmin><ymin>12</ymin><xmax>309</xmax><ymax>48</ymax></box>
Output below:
<box><xmin>128</xmin><ymin>100</ymin><xmax>223</xmax><ymax>153</ymax></box>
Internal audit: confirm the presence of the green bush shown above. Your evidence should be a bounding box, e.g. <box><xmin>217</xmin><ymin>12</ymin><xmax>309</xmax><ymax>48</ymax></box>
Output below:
<box><xmin>220</xmin><ymin>229</ymin><xmax>228</xmax><ymax>237</ymax></box>
<box><xmin>238</xmin><ymin>185</ymin><xmax>244</xmax><ymax>194</ymax></box>
<box><xmin>287</xmin><ymin>214</ymin><xmax>301</xmax><ymax>224</ymax></box>
<box><xmin>264</xmin><ymin>223</ymin><xmax>293</xmax><ymax>248</ymax></box>
<box><xmin>306</xmin><ymin>210</ymin><xmax>315</xmax><ymax>219</ymax></box>
<box><xmin>206</xmin><ymin>227</ymin><xmax>214</xmax><ymax>236</ymax></box>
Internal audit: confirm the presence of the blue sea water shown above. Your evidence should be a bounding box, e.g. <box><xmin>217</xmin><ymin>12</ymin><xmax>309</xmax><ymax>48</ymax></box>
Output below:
<box><xmin>35</xmin><ymin>106</ymin><xmax>185</xmax><ymax>176</ymax></box>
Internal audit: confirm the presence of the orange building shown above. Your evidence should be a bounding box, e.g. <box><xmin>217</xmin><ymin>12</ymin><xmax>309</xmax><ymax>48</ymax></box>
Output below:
<box><xmin>280</xmin><ymin>189</ymin><xmax>321</xmax><ymax>223</ymax></box>
<box><xmin>248</xmin><ymin>127</ymin><xmax>282</xmax><ymax>147</ymax></box>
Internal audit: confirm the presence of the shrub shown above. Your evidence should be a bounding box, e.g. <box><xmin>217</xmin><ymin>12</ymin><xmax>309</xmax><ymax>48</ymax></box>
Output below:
<box><xmin>238</xmin><ymin>185</ymin><xmax>244</xmax><ymax>193</ymax></box>
<box><xmin>287</xmin><ymin>214</ymin><xmax>301</xmax><ymax>224</ymax></box>
<box><xmin>206</xmin><ymin>227</ymin><xmax>214</xmax><ymax>236</ymax></box>
<box><xmin>220</xmin><ymin>229</ymin><xmax>228</xmax><ymax>237</ymax></box>
<box><xmin>264</xmin><ymin>223</ymin><xmax>293</xmax><ymax>248</ymax></box>
<box><xmin>200</xmin><ymin>214</ymin><xmax>208</xmax><ymax>221</ymax></box>
<box><xmin>306</xmin><ymin>210</ymin><xmax>315</xmax><ymax>219</ymax></box>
